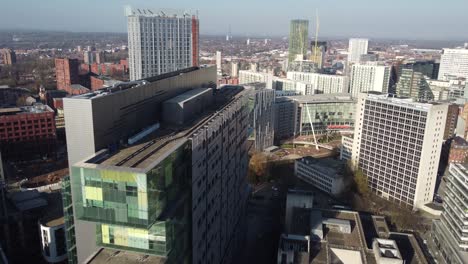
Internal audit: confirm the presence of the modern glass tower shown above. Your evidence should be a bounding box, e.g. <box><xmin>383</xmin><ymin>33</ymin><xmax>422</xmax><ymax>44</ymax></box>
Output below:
<box><xmin>288</xmin><ymin>20</ymin><xmax>309</xmax><ymax>63</ymax></box>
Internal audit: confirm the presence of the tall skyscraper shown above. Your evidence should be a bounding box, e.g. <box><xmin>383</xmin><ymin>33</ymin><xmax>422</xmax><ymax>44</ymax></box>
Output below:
<box><xmin>125</xmin><ymin>7</ymin><xmax>199</xmax><ymax>81</ymax></box>
<box><xmin>432</xmin><ymin>163</ymin><xmax>468</xmax><ymax>264</ymax></box>
<box><xmin>0</xmin><ymin>49</ymin><xmax>17</xmax><ymax>65</ymax></box>
<box><xmin>396</xmin><ymin>68</ymin><xmax>433</xmax><ymax>100</ymax></box>
<box><xmin>55</xmin><ymin>58</ymin><xmax>80</xmax><ymax>90</ymax></box>
<box><xmin>352</xmin><ymin>93</ymin><xmax>448</xmax><ymax>209</ymax></box>
<box><xmin>288</xmin><ymin>20</ymin><xmax>309</xmax><ymax>62</ymax></box>
<box><xmin>248</xmin><ymin>86</ymin><xmax>275</xmax><ymax>151</ymax></box>
<box><xmin>63</xmin><ymin>67</ymin><xmax>217</xmax><ymax>263</ymax></box>
<box><xmin>216</xmin><ymin>51</ymin><xmax>222</xmax><ymax>74</ymax></box>
<box><xmin>438</xmin><ymin>48</ymin><xmax>468</xmax><ymax>81</ymax></box>
<box><xmin>348</xmin><ymin>38</ymin><xmax>369</xmax><ymax>64</ymax></box>
<box><xmin>349</xmin><ymin>64</ymin><xmax>391</xmax><ymax>97</ymax></box>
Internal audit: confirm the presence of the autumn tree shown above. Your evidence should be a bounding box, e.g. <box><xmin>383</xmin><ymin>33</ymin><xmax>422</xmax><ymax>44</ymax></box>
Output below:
<box><xmin>354</xmin><ymin>168</ymin><xmax>369</xmax><ymax>197</ymax></box>
<box><xmin>249</xmin><ymin>152</ymin><xmax>269</xmax><ymax>184</ymax></box>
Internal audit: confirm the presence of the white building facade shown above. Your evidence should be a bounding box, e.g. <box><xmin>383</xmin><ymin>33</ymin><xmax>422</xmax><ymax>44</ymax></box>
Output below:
<box><xmin>352</xmin><ymin>93</ymin><xmax>448</xmax><ymax>209</ymax></box>
<box><xmin>348</xmin><ymin>38</ymin><xmax>369</xmax><ymax>64</ymax></box>
<box><xmin>295</xmin><ymin>157</ymin><xmax>346</xmax><ymax>196</ymax></box>
<box><xmin>216</xmin><ymin>51</ymin><xmax>222</xmax><ymax>74</ymax></box>
<box><xmin>340</xmin><ymin>135</ymin><xmax>354</xmax><ymax>161</ymax></box>
<box><xmin>438</xmin><ymin>48</ymin><xmax>468</xmax><ymax>81</ymax></box>
<box><xmin>126</xmin><ymin>7</ymin><xmax>199</xmax><ymax>80</ymax></box>
<box><xmin>287</xmin><ymin>71</ymin><xmax>349</xmax><ymax>94</ymax></box>
<box><xmin>239</xmin><ymin>70</ymin><xmax>272</xmax><ymax>85</ymax></box>
<box><xmin>349</xmin><ymin>64</ymin><xmax>391</xmax><ymax>97</ymax></box>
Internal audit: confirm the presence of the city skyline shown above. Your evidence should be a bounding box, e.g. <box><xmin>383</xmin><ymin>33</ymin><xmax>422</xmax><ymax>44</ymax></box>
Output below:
<box><xmin>1</xmin><ymin>0</ymin><xmax>468</xmax><ymax>40</ymax></box>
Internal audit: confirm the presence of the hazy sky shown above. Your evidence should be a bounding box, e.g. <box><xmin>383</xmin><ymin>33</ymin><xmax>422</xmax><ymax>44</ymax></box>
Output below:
<box><xmin>1</xmin><ymin>0</ymin><xmax>467</xmax><ymax>40</ymax></box>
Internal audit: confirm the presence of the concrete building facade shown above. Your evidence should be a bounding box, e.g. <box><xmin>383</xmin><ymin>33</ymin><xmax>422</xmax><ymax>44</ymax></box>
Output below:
<box><xmin>352</xmin><ymin>93</ymin><xmax>448</xmax><ymax>209</ymax></box>
<box><xmin>63</xmin><ymin>66</ymin><xmax>217</xmax><ymax>263</ymax></box>
<box><xmin>126</xmin><ymin>7</ymin><xmax>199</xmax><ymax>81</ymax></box>
<box><xmin>247</xmin><ymin>86</ymin><xmax>275</xmax><ymax>151</ymax></box>
<box><xmin>348</xmin><ymin>38</ymin><xmax>369</xmax><ymax>64</ymax></box>
<box><xmin>438</xmin><ymin>48</ymin><xmax>468</xmax><ymax>81</ymax></box>
<box><xmin>0</xmin><ymin>49</ymin><xmax>17</xmax><ymax>65</ymax></box>
<box><xmin>432</xmin><ymin>163</ymin><xmax>468</xmax><ymax>264</ymax></box>
<box><xmin>287</xmin><ymin>72</ymin><xmax>349</xmax><ymax>94</ymax></box>
<box><xmin>349</xmin><ymin>64</ymin><xmax>391</xmax><ymax>97</ymax></box>
<box><xmin>295</xmin><ymin>157</ymin><xmax>346</xmax><ymax>196</ymax></box>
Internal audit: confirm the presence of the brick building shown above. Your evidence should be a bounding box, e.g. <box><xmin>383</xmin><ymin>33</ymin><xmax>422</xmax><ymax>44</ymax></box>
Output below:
<box><xmin>55</xmin><ymin>58</ymin><xmax>80</xmax><ymax>90</ymax></box>
<box><xmin>0</xmin><ymin>104</ymin><xmax>56</xmax><ymax>160</ymax></box>
<box><xmin>449</xmin><ymin>136</ymin><xmax>468</xmax><ymax>163</ymax></box>
<box><xmin>444</xmin><ymin>104</ymin><xmax>459</xmax><ymax>140</ymax></box>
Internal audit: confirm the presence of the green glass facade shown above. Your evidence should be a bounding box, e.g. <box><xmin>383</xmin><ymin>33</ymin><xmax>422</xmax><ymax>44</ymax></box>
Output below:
<box><xmin>71</xmin><ymin>142</ymin><xmax>192</xmax><ymax>263</ymax></box>
<box><xmin>299</xmin><ymin>101</ymin><xmax>355</xmax><ymax>134</ymax></box>
<box><xmin>396</xmin><ymin>69</ymin><xmax>434</xmax><ymax>100</ymax></box>
<box><xmin>61</xmin><ymin>175</ymin><xmax>78</xmax><ymax>264</ymax></box>
<box><xmin>289</xmin><ymin>20</ymin><xmax>309</xmax><ymax>62</ymax></box>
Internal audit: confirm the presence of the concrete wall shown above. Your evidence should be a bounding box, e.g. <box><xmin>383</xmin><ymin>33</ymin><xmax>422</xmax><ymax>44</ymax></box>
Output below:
<box><xmin>63</xmin><ymin>66</ymin><xmax>217</xmax><ymax>263</ymax></box>
<box><xmin>190</xmin><ymin>90</ymin><xmax>250</xmax><ymax>264</ymax></box>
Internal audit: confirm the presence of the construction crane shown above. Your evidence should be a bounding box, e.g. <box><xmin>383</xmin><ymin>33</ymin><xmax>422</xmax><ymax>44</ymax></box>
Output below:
<box><xmin>312</xmin><ymin>9</ymin><xmax>320</xmax><ymax>66</ymax></box>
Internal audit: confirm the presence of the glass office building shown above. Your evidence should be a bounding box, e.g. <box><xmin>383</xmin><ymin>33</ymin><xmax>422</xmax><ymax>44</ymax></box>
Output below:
<box><xmin>71</xmin><ymin>142</ymin><xmax>192</xmax><ymax>263</ymax></box>
<box><xmin>289</xmin><ymin>20</ymin><xmax>309</xmax><ymax>62</ymax></box>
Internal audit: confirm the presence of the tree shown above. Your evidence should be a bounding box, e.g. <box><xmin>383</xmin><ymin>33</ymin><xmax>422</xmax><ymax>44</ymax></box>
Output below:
<box><xmin>249</xmin><ymin>152</ymin><xmax>269</xmax><ymax>184</ymax></box>
<box><xmin>354</xmin><ymin>168</ymin><xmax>370</xmax><ymax>197</ymax></box>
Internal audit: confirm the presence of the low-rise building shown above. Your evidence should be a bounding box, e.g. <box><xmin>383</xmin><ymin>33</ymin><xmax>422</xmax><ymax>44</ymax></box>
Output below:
<box><xmin>449</xmin><ymin>136</ymin><xmax>468</xmax><ymax>163</ymax></box>
<box><xmin>372</xmin><ymin>238</ymin><xmax>404</xmax><ymax>264</ymax></box>
<box><xmin>39</xmin><ymin>215</ymin><xmax>67</xmax><ymax>263</ymax></box>
<box><xmin>274</xmin><ymin>94</ymin><xmax>356</xmax><ymax>140</ymax></box>
<box><xmin>295</xmin><ymin>157</ymin><xmax>347</xmax><ymax>196</ymax></box>
<box><xmin>340</xmin><ymin>135</ymin><xmax>354</xmax><ymax>161</ymax></box>
<box><xmin>0</xmin><ymin>103</ymin><xmax>56</xmax><ymax>160</ymax></box>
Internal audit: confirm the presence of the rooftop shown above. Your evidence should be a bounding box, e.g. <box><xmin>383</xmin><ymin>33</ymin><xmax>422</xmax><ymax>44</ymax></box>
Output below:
<box><xmin>163</xmin><ymin>88</ymin><xmax>212</xmax><ymax>105</ymax></box>
<box><xmin>365</xmin><ymin>92</ymin><xmax>443</xmax><ymax>109</ymax></box>
<box><xmin>71</xmin><ymin>67</ymin><xmax>201</xmax><ymax>100</ymax></box>
<box><xmin>87</xmin><ymin>248</ymin><xmax>166</xmax><ymax>264</ymax></box>
<box><xmin>297</xmin><ymin>157</ymin><xmax>345</xmax><ymax>179</ymax></box>
<box><xmin>0</xmin><ymin>104</ymin><xmax>54</xmax><ymax>116</ymax></box>
<box><xmin>40</xmin><ymin>215</ymin><xmax>65</xmax><ymax>228</ymax></box>
<box><xmin>280</xmin><ymin>93</ymin><xmax>355</xmax><ymax>104</ymax></box>
<box><xmin>125</xmin><ymin>6</ymin><xmax>196</xmax><ymax>18</ymax></box>
<box><xmin>76</xmin><ymin>86</ymin><xmax>246</xmax><ymax>171</ymax></box>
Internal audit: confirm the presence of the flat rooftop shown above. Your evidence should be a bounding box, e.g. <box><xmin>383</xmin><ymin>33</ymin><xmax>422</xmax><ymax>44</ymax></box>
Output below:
<box><xmin>79</xmin><ymin>86</ymin><xmax>245</xmax><ymax>171</ymax></box>
<box><xmin>163</xmin><ymin>87</ymin><xmax>212</xmax><ymax>105</ymax></box>
<box><xmin>297</xmin><ymin>157</ymin><xmax>345</xmax><ymax>178</ymax></box>
<box><xmin>279</xmin><ymin>93</ymin><xmax>355</xmax><ymax>104</ymax></box>
<box><xmin>365</xmin><ymin>92</ymin><xmax>442</xmax><ymax>109</ymax></box>
<box><xmin>87</xmin><ymin>248</ymin><xmax>166</xmax><ymax>264</ymax></box>
<box><xmin>0</xmin><ymin>104</ymin><xmax>53</xmax><ymax>116</ymax></box>
<box><xmin>71</xmin><ymin>67</ymin><xmax>201</xmax><ymax>100</ymax></box>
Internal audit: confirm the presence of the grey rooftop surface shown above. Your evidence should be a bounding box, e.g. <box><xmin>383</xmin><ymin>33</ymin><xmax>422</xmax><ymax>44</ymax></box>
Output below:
<box><xmin>281</xmin><ymin>93</ymin><xmax>355</xmax><ymax>104</ymax></box>
<box><xmin>77</xmin><ymin>86</ymin><xmax>245</xmax><ymax>172</ymax></box>
<box><xmin>87</xmin><ymin>248</ymin><xmax>166</xmax><ymax>264</ymax></box>
<box><xmin>163</xmin><ymin>87</ymin><xmax>212</xmax><ymax>105</ymax></box>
